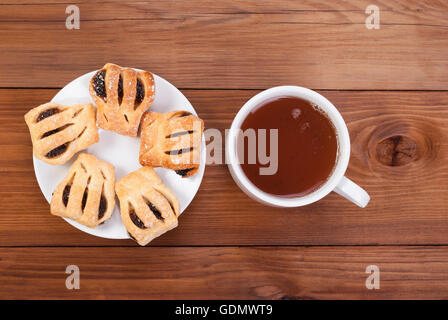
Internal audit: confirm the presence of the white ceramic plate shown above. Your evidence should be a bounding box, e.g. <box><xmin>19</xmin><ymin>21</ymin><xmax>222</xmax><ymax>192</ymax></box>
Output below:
<box><xmin>33</xmin><ymin>71</ymin><xmax>206</xmax><ymax>239</ymax></box>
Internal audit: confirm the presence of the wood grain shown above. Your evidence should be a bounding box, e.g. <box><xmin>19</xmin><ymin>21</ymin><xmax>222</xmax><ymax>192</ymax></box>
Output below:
<box><xmin>0</xmin><ymin>0</ymin><xmax>447</xmax><ymax>89</ymax></box>
<box><xmin>1</xmin><ymin>246</ymin><xmax>448</xmax><ymax>299</ymax></box>
<box><xmin>2</xmin><ymin>89</ymin><xmax>447</xmax><ymax>246</ymax></box>
<box><xmin>1</xmin><ymin>0</ymin><xmax>448</xmax><ymax>300</ymax></box>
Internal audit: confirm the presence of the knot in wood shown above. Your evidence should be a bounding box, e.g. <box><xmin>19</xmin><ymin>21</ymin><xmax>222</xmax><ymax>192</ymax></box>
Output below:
<box><xmin>375</xmin><ymin>135</ymin><xmax>418</xmax><ymax>167</ymax></box>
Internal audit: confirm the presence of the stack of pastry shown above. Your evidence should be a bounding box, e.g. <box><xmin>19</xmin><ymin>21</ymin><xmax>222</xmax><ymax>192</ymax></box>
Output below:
<box><xmin>24</xmin><ymin>63</ymin><xmax>204</xmax><ymax>246</ymax></box>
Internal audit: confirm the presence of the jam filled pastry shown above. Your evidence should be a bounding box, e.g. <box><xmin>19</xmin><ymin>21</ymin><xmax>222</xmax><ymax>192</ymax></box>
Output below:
<box><xmin>139</xmin><ymin>111</ymin><xmax>204</xmax><ymax>178</ymax></box>
<box><xmin>115</xmin><ymin>167</ymin><xmax>180</xmax><ymax>246</ymax></box>
<box><xmin>24</xmin><ymin>102</ymin><xmax>99</xmax><ymax>165</ymax></box>
<box><xmin>50</xmin><ymin>153</ymin><xmax>115</xmax><ymax>228</ymax></box>
<box><xmin>89</xmin><ymin>63</ymin><xmax>155</xmax><ymax>137</ymax></box>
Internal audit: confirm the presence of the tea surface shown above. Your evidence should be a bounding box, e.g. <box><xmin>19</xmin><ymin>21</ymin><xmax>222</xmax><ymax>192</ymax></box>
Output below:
<box><xmin>239</xmin><ymin>96</ymin><xmax>338</xmax><ymax>197</ymax></box>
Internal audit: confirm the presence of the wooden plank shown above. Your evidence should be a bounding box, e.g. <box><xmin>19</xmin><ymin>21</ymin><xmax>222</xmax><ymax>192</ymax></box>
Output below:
<box><xmin>0</xmin><ymin>0</ymin><xmax>447</xmax><ymax>89</ymax></box>
<box><xmin>1</xmin><ymin>89</ymin><xmax>447</xmax><ymax>246</ymax></box>
<box><xmin>1</xmin><ymin>246</ymin><xmax>448</xmax><ymax>299</ymax></box>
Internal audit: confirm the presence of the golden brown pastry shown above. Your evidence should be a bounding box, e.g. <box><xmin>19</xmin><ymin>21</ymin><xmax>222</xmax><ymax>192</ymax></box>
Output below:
<box><xmin>50</xmin><ymin>153</ymin><xmax>115</xmax><ymax>228</ymax></box>
<box><xmin>115</xmin><ymin>167</ymin><xmax>180</xmax><ymax>246</ymax></box>
<box><xmin>24</xmin><ymin>102</ymin><xmax>99</xmax><ymax>165</ymax></box>
<box><xmin>89</xmin><ymin>63</ymin><xmax>155</xmax><ymax>137</ymax></box>
<box><xmin>139</xmin><ymin>111</ymin><xmax>204</xmax><ymax>177</ymax></box>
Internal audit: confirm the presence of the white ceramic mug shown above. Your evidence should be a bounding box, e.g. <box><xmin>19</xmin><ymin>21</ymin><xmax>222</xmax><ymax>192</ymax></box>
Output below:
<box><xmin>226</xmin><ymin>86</ymin><xmax>370</xmax><ymax>208</ymax></box>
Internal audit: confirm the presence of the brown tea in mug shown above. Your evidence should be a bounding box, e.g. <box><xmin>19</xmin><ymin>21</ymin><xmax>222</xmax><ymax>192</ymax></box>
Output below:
<box><xmin>238</xmin><ymin>96</ymin><xmax>338</xmax><ymax>197</ymax></box>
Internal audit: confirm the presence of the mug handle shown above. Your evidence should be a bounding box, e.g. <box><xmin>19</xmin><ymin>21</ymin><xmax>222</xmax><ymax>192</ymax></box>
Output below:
<box><xmin>333</xmin><ymin>176</ymin><xmax>370</xmax><ymax>208</ymax></box>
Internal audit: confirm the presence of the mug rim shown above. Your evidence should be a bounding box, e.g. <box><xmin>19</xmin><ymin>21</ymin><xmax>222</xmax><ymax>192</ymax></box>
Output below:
<box><xmin>226</xmin><ymin>85</ymin><xmax>351</xmax><ymax>207</ymax></box>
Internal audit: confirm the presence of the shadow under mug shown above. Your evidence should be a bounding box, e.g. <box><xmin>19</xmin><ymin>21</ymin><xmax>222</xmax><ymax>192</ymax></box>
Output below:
<box><xmin>226</xmin><ymin>86</ymin><xmax>370</xmax><ymax>208</ymax></box>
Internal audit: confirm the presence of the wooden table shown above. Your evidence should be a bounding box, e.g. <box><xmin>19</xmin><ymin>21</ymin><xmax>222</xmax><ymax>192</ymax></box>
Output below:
<box><xmin>1</xmin><ymin>0</ymin><xmax>447</xmax><ymax>299</ymax></box>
